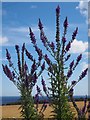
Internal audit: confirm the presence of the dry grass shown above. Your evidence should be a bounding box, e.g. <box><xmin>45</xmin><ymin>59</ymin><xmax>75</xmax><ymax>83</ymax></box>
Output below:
<box><xmin>1</xmin><ymin>101</ymin><xmax>89</xmax><ymax>119</ymax></box>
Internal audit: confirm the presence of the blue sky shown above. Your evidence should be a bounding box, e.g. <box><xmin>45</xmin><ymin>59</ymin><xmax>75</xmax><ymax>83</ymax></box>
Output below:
<box><xmin>1</xmin><ymin>2</ymin><xmax>88</xmax><ymax>96</ymax></box>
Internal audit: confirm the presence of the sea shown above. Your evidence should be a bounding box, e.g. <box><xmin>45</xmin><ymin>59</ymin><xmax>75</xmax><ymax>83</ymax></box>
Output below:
<box><xmin>0</xmin><ymin>95</ymin><xmax>89</xmax><ymax>105</ymax></box>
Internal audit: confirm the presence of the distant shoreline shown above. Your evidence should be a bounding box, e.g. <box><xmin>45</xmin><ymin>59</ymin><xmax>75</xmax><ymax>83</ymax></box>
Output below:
<box><xmin>1</xmin><ymin>95</ymin><xmax>90</xmax><ymax>106</ymax></box>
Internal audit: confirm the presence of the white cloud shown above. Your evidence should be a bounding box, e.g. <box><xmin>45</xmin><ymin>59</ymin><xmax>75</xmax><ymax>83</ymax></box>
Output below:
<box><xmin>0</xmin><ymin>36</ymin><xmax>8</xmax><ymax>45</ymax></box>
<box><xmin>76</xmin><ymin>1</ymin><xmax>88</xmax><ymax>23</ymax></box>
<box><xmin>69</xmin><ymin>39</ymin><xmax>88</xmax><ymax>53</ymax></box>
<box><xmin>76</xmin><ymin>1</ymin><xmax>88</xmax><ymax>17</ymax></box>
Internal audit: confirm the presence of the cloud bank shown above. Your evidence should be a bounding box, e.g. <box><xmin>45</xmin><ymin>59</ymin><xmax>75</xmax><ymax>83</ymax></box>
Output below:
<box><xmin>69</xmin><ymin>39</ymin><xmax>88</xmax><ymax>53</ymax></box>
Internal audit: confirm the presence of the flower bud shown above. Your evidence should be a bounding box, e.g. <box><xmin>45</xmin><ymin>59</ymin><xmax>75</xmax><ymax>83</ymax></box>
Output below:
<box><xmin>56</xmin><ymin>5</ymin><xmax>60</xmax><ymax>14</ymax></box>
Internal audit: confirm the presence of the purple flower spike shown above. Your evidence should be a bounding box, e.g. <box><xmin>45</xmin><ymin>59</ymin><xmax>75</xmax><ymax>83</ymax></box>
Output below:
<box><xmin>62</xmin><ymin>37</ymin><xmax>66</xmax><ymax>44</ymax></box>
<box><xmin>79</xmin><ymin>68</ymin><xmax>88</xmax><ymax>80</ymax></box>
<box><xmin>67</xmin><ymin>69</ymin><xmax>72</xmax><ymax>78</ymax></box>
<box><xmin>35</xmin><ymin>46</ymin><xmax>42</xmax><ymax>60</ymax></box>
<box><xmin>31</xmin><ymin>60</ymin><xmax>36</xmax><ymax>74</ymax></box>
<box><xmin>64</xmin><ymin>17</ymin><xmax>68</xmax><ymax>29</ymax></box>
<box><xmin>15</xmin><ymin>45</ymin><xmax>19</xmax><ymax>52</ymax></box>
<box><xmin>22</xmin><ymin>43</ymin><xmax>25</xmax><ymax>52</ymax></box>
<box><xmin>70</xmin><ymin>60</ymin><xmax>74</xmax><ymax>69</ymax></box>
<box><xmin>66</xmin><ymin>42</ymin><xmax>71</xmax><ymax>52</ymax></box>
<box><xmin>41</xmin><ymin>77</ymin><xmax>47</xmax><ymax>93</ymax></box>
<box><xmin>72</xmin><ymin>81</ymin><xmax>76</xmax><ymax>85</ymax></box>
<box><xmin>56</xmin><ymin>5</ymin><xmax>60</xmax><ymax>14</ymax></box>
<box><xmin>41</xmin><ymin>62</ymin><xmax>45</xmax><ymax>71</ymax></box>
<box><xmin>2</xmin><ymin>64</ymin><xmax>14</xmax><ymax>81</ymax></box>
<box><xmin>50</xmin><ymin>42</ymin><xmax>55</xmax><ymax>51</ymax></box>
<box><xmin>32</xmin><ymin>72</ymin><xmax>37</xmax><ymax>85</ymax></box>
<box><xmin>72</xmin><ymin>27</ymin><xmax>78</xmax><ymax>40</ymax></box>
<box><xmin>29</xmin><ymin>27</ymin><xmax>36</xmax><ymax>44</ymax></box>
<box><xmin>36</xmin><ymin>85</ymin><xmax>41</xmax><ymax>94</ymax></box>
<box><xmin>38</xmin><ymin>19</ymin><xmax>43</xmax><ymax>30</ymax></box>
<box><xmin>41</xmin><ymin>35</ymin><xmax>47</xmax><ymax>47</ymax></box>
<box><xmin>24</xmin><ymin>61</ymin><xmax>28</xmax><ymax>72</ymax></box>
<box><xmin>77</xmin><ymin>54</ymin><xmax>82</xmax><ymax>63</ymax></box>
<box><xmin>6</xmin><ymin>49</ymin><xmax>11</xmax><ymax>60</ymax></box>
<box><xmin>65</xmin><ymin>54</ymin><xmax>71</xmax><ymax>62</ymax></box>
<box><xmin>45</xmin><ymin>54</ymin><xmax>51</xmax><ymax>65</ymax></box>
<box><xmin>25</xmin><ymin>49</ymin><xmax>33</xmax><ymax>61</ymax></box>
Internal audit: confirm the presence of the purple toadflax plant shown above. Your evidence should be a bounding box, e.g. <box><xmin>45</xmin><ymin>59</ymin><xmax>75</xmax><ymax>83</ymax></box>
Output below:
<box><xmin>2</xmin><ymin>43</ymin><xmax>46</xmax><ymax>119</ymax></box>
<box><xmin>28</xmin><ymin>5</ymin><xmax>88</xmax><ymax>120</ymax></box>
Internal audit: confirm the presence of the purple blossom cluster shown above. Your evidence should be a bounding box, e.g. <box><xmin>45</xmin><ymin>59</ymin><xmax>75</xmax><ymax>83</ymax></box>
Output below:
<box><xmin>65</xmin><ymin>41</ymin><xmax>71</xmax><ymax>52</ymax></box>
<box><xmin>15</xmin><ymin>45</ymin><xmax>22</xmax><ymax>75</ymax></box>
<box><xmin>36</xmin><ymin>85</ymin><xmax>41</xmax><ymax>94</ymax></box>
<box><xmin>6</xmin><ymin>49</ymin><xmax>11</xmax><ymax>60</ymax></box>
<box><xmin>44</xmin><ymin>54</ymin><xmax>51</xmax><ymax>65</ymax></box>
<box><xmin>31</xmin><ymin>60</ymin><xmax>36</xmax><ymax>74</ymax></box>
<box><xmin>41</xmin><ymin>62</ymin><xmax>45</xmax><ymax>71</ymax></box>
<box><xmin>32</xmin><ymin>72</ymin><xmax>37</xmax><ymax>86</ymax></box>
<box><xmin>62</xmin><ymin>37</ymin><xmax>66</xmax><ymax>44</ymax></box>
<box><xmin>25</xmin><ymin>49</ymin><xmax>34</xmax><ymax>61</ymax></box>
<box><xmin>38</xmin><ymin>19</ymin><xmax>48</xmax><ymax>49</ymax></box>
<box><xmin>15</xmin><ymin>45</ymin><xmax>19</xmax><ymax>52</ymax></box>
<box><xmin>63</xmin><ymin>17</ymin><xmax>68</xmax><ymax>29</ymax></box>
<box><xmin>38</xmin><ymin>18</ymin><xmax>43</xmax><ymax>30</ymax></box>
<box><xmin>40</xmin><ymin>35</ymin><xmax>47</xmax><ymax>47</ymax></box>
<box><xmin>6</xmin><ymin>49</ymin><xmax>13</xmax><ymax>67</ymax></box>
<box><xmin>22</xmin><ymin>43</ymin><xmax>25</xmax><ymax>52</ymax></box>
<box><xmin>79</xmin><ymin>68</ymin><xmax>88</xmax><ymax>80</ymax></box>
<box><xmin>35</xmin><ymin>46</ymin><xmax>42</xmax><ymax>61</ymax></box>
<box><xmin>2</xmin><ymin>65</ymin><xmax>14</xmax><ymax>81</ymax></box>
<box><xmin>65</xmin><ymin>54</ymin><xmax>71</xmax><ymax>62</ymax></box>
<box><xmin>71</xmin><ymin>81</ymin><xmax>76</xmax><ymax>85</ymax></box>
<box><xmin>70</xmin><ymin>60</ymin><xmax>74</xmax><ymax>69</ymax></box>
<box><xmin>72</xmin><ymin>27</ymin><xmax>78</xmax><ymax>40</ymax></box>
<box><xmin>29</xmin><ymin>28</ymin><xmax>36</xmax><ymax>45</ymax></box>
<box><xmin>24</xmin><ymin>62</ymin><xmax>28</xmax><ymax>73</ymax></box>
<box><xmin>56</xmin><ymin>5</ymin><xmax>60</xmax><ymax>15</ymax></box>
<box><xmin>67</xmin><ymin>69</ymin><xmax>72</xmax><ymax>78</ymax></box>
<box><xmin>49</xmin><ymin>42</ymin><xmax>55</xmax><ymax>51</ymax></box>
<box><xmin>77</xmin><ymin>54</ymin><xmax>82</xmax><ymax>62</ymax></box>
<box><xmin>41</xmin><ymin>77</ymin><xmax>47</xmax><ymax>94</ymax></box>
